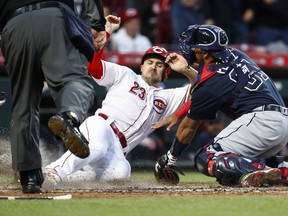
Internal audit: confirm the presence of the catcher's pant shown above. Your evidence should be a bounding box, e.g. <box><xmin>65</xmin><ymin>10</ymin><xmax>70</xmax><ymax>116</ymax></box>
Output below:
<box><xmin>194</xmin><ymin>110</ymin><xmax>288</xmax><ymax>185</ymax></box>
<box><xmin>46</xmin><ymin>115</ymin><xmax>131</xmax><ymax>181</ymax></box>
<box><xmin>215</xmin><ymin>110</ymin><xmax>288</xmax><ymax>159</ymax></box>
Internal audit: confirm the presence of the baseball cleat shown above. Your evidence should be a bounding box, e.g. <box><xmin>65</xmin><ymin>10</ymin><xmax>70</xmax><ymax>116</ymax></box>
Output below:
<box><xmin>22</xmin><ymin>178</ymin><xmax>42</xmax><ymax>194</ymax></box>
<box><xmin>240</xmin><ymin>168</ymin><xmax>282</xmax><ymax>187</ymax></box>
<box><xmin>48</xmin><ymin>112</ymin><xmax>90</xmax><ymax>158</ymax></box>
<box><xmin>20</xmin><ymin>168</ymin><xmax>43</xmax><ymax>194</ymax></box>
<box><xmin>43</xmin><ymin>168</ymin><xmax>61</xmax><ymax>185</ymax></box>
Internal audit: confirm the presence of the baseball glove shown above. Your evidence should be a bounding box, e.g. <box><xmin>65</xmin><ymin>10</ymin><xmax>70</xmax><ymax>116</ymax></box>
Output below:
<box><xmin>154</xmin><ymin>154</ymin><xmax>184</xmax><ymax>185</ymax></box>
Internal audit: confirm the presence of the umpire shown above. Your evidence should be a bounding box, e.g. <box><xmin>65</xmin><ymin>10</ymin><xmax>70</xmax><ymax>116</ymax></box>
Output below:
<box><xmin>0</xmin><ymin>0</ymin><xmax>106</xmax><ymax>193</ymax></box>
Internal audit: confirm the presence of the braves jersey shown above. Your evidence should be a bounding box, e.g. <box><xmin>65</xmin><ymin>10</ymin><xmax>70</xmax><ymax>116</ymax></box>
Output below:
<box><xmin>93</xmin><ymin>60</ymin><xmax>191</xmax><ymax>153</ymax></box>
<box><xmin>188</xmin><ymin>48</ymin><xmax>285</xmax><ymax>120</ymax></box>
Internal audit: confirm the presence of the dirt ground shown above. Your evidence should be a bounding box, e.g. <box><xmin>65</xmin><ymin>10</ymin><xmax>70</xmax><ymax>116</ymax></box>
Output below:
<box><xmin>1</xmin><ymin>174</ymin><xmax>288</xmax><ymax>199</ymax></box>
<box><xmin>1</xmin><ymin>139</ymin><xmax>288</xmax><ymax>199</ymax></box>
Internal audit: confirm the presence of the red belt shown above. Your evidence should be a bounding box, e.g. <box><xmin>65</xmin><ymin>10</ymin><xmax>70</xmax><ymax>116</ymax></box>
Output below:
<box><xmin>98</xmin><ymin>113</ymin><xmax>127</xmax><ymax>149</ymax></box>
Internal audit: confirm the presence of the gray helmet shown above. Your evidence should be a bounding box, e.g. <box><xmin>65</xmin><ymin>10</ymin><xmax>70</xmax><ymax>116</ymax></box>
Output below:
<box><xmin>179</xmin><ymin>25</ymin><xmax>231</xmax><ymax>64</ymax></box>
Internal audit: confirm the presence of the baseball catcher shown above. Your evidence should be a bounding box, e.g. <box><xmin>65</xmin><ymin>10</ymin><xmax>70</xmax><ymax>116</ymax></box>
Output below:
<box><xmin>152</xmin><ymin>24</ymin><xmax>288</xmax><ymax>187</ymax></box>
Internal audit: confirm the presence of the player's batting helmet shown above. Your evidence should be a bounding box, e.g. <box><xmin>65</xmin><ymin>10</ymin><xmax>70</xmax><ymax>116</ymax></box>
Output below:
<box><xmin>179</xmin><ymin>25</ymin><xmax>231</xmax><ymax>64</ymax></box>
<box><xmin>141</xmin><ymin>46</ymin><xmax>171</xmax><ymax>81</ymax></box>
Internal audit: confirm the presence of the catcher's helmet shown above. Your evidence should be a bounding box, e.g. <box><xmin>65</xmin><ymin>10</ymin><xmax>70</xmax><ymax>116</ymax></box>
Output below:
<box><xmin>141</xmin><ymin>46</ymin><xmax>171</xmax><ymax>81</ymax></box>
<box><xmin>179</xmin><ymin>25</ymin><xmax>231</xmax><ymax>64</ymax></box>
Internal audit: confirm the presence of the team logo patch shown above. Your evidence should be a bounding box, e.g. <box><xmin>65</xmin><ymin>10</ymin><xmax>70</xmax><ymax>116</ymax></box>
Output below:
<box><xmin>153</xmin><ymin>99</ymin><xmax>167</xmax><ymax>114</ymax></box>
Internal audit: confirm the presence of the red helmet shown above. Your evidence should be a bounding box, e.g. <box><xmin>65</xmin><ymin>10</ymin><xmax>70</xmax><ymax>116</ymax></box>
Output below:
<box><xmin>141</xmin><ymin>46</ymin><xmax>168</xmax><ymax>64</ymax></box>
<box><xmin>141</xmin><ymin>46</ymin><xmax>171</xmax><ymax>81</ymax></box>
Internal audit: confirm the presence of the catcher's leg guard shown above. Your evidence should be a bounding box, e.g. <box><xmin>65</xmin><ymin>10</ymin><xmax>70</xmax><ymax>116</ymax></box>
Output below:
<box><xmin>194</xmin><ymin>142</ymin><xmax>223</xmax><ymax>176</ymax></box>
<box><xmin>212</xmin><ymin>155</ymin><xmax>266</xmax><ymax>186</ymax></box>
<box><xmin>194</xmin><ymin>143</ymin><xmax>266</xmax><ymax>186</ymax></box>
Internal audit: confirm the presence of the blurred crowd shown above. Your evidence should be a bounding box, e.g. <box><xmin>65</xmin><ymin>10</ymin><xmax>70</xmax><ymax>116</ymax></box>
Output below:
<box><xmin>101</xmin><ymin>0</ymin><xmax>288</xmax><ymax>54</ymax></box>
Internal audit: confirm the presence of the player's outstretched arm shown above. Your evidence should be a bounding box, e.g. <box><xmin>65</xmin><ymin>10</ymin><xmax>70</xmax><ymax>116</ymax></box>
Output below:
<box><xmin>91</xmin><ymin>15</ymin><xmax>120</xmax><ymax>50</ymax></box>
<box><xmin>152</xmin><ymin>100</ymin><xmax>191</xmax><ymax>131</ymax></box>
<box><xmin>165</xmin><ymin>53</ymin><xmax>198</xmax><ymax>83</ymax></box>
<box><xmin>88</xmin><ymin>15</ymin><xmax>121</xmax><ymax>77</ymax></box>
<box><xmin>151</xmin><ymin>114</ymin><xmax>179</xmax><ymax>131</ymax></box>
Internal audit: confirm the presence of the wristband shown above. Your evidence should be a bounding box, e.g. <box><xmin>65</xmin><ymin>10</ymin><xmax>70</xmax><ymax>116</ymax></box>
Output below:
<box><xmin>88</xmin><ymin>31</ymin><xmax>111</xmax><ymax>76</ymax></box>
<box><xmin>174</xmin><ymin>100</ymin><xmax>191</xmax><ymax>118</ymax></box>
<box><xmin>166</xmin><ymin>150</ymin><xmax>177</xmax><ymax>165</ymax></box>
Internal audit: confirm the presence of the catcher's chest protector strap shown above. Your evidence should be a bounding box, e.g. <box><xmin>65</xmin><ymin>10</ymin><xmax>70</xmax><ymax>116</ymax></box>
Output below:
<box><xmin>226</xmin><ymin>62</ymin><xmax>251</xmax><ymax>104</ymax></box>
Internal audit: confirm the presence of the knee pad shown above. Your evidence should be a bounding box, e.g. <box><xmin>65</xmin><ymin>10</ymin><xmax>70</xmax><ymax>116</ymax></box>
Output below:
<box><xmin>194</xmin><ymin>142</ymin><xmax>224</xmax><ymax>176</ymax></box>
<box><xmin>194</xmin><ymin>148</ymin><xmax>211</xmax><ymax>176</ymax></box>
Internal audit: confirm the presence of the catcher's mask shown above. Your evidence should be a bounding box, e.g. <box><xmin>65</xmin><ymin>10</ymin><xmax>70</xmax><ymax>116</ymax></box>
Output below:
<box><xmin>179</xmin><ymin>24</ymin><xmax>231</xmax><ymax>64</ymax></box>
<box><xmin>141</xmin><ymin>46</ymin><xmax>171</xmax><ymax>81</ymax></box>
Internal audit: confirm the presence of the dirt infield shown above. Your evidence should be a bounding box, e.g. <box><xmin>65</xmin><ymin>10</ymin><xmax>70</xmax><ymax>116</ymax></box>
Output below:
<box><xmin>1</xmin><ymin>139</ymin><xmax>288</xmax><ymax>199</ymax></box>
<box><xmin>1</xmin><ymin>176</ymin><xmax>288</xmax><ymax>199</ymax></box>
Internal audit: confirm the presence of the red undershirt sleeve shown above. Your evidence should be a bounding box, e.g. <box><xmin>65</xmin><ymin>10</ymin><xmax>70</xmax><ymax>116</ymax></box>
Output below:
<box><xmin>88</xmin><ymin>32</ymin><xmax>111</xmax><ymax>79</ymax></box>
<box><xmin>174</xmin><ymin>100</ymin><xmax>191</xmax><ymax>118</ymax></box>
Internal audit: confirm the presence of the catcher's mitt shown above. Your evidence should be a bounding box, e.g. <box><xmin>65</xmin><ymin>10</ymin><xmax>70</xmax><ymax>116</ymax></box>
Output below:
<box><xmin>154</xmin><ymin>154</ymin><xmax>184</xmax><ymax>185</ymax></box>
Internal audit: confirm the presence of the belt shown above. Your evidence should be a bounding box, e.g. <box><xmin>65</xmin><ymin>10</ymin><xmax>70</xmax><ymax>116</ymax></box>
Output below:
<box><xmin>98</xmin><ymin>113</ymin><xmax>128</xmax><ymax>149</ymax></box>
<box><xmin>253</xmin><ymin>104</ymin><xmax>288</xmax><ymax>116</ymax></box>
<box><xmin>4</xmin><ymin>1</ymin><xmax>60</xmax><ymax>25</ymax></box>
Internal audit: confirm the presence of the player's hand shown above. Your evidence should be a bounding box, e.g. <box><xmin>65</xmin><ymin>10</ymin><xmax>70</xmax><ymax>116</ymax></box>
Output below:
<box><xmin>166</xmin><ymin>52</ymin><xmax>198</xmax><ymax>83</ymax></box>
<box><xmin>91</xmin><ymin>30</ymin><xmax>107</xmax><ymax>50</ymax></box>
<box><xmin>151</xmin><ymin>114</ymin><xmax>180</xmax><ymax>131</ymax></box>
<box><xmin>165</xmin><ymin>53</ymin><xmax>189</xmax><ymax>73</ymax></box>
<box><xmin>105</xmin><ymin>15</ymin><xmax>121</xmax><ymax>34</ymax></box>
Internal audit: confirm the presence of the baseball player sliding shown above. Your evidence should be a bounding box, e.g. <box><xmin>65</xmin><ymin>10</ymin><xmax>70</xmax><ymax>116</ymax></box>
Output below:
<box><xmin>44</xmin><ymin>15</ymin><xmax>196</xmax><ymax>183</ymax></box>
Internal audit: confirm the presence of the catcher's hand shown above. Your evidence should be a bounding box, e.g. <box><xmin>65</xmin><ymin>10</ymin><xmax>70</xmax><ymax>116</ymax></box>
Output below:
<box><xmin>154</xmin><ymin>151</ymin><xmax>184</xmax><ymax>185</ymax></box>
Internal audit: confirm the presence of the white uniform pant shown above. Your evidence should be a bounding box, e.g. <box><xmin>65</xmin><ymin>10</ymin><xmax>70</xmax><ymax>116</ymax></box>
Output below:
<box><xmin>46</xmin><ymin>115</ymin><xmax>131</xmax><ymax>181</ymax></box>
<box><xmin>215</xmin><ymin>111</ymin><xmax>288</xmax><ymax>159</ymax></box>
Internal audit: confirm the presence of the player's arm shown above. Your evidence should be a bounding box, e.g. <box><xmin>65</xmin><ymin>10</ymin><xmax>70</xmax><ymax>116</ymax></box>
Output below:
<box><xmin>88</xmin><ymin>15</ymin><xmax>120</xmax><ymax>79</ymax></box>
<box><xmin>83</xmin><ymin>0</ymin><xmax>107</xmax><ymax>50</ymax></box>
<box><xmin>152</xmin><ymin>99</ymin><xmax>191</xmax><ymax>131</ymax></box>
<box><xmin>165</xmin><ymin>53</ymin><xmax>198</xmax><ymax>84</ymax></box>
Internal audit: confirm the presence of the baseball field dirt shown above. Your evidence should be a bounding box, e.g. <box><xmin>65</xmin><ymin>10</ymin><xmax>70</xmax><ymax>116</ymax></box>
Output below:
<box><xmin>1</xmin><ymin>138</ymin><xmax>288</xmax><ymax>199</ymax></box>
<box><xmin>1</xmin><ymin>168</ymin><xmax>288</xmax><ymax>199</ymax></box>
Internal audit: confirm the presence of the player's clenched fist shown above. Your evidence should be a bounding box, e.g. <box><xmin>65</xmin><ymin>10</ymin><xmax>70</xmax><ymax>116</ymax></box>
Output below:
<box><xmin>105</xmin><ymin>15</ymin><xmax>121</xmax><ymax>34</ymax></box>
<box><xmin>165</xmin><ymin>53</ymin><xmax>198</xmax><ymax>83</ymax></box>
<box><xmin>165</xmin><ymin>53</ymin><xmax>188</xmax><ymax>71</ymax></box>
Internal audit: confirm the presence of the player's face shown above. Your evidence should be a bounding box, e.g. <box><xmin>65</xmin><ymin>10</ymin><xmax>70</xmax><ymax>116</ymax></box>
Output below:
<box><xmin>192</xmin><ymin>48</ymin><xmax>206</xmax><ymax>64</ymax></box>
<box><xmin>141</xmin><ymin>58</ymin><xmax>165</xmax><ymax>87</ymax></box>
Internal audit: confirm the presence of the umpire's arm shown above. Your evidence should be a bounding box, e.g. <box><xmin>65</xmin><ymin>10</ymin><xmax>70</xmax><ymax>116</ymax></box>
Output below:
<box><xmin>84</xmin><ymin>0</ymin><xmax>106</xmax><ymax>31</ymax></box>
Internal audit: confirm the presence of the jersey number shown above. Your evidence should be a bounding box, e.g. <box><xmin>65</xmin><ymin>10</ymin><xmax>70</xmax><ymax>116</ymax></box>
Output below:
<box><xmin>229</xmin><ymin>63</ymin><xmax>268</xmax><ymax>91</ymax></box>
<box><xmin>129</xmin><ymin>82</ymin><xmax>146</xmax><ymax>100</ymax></box>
